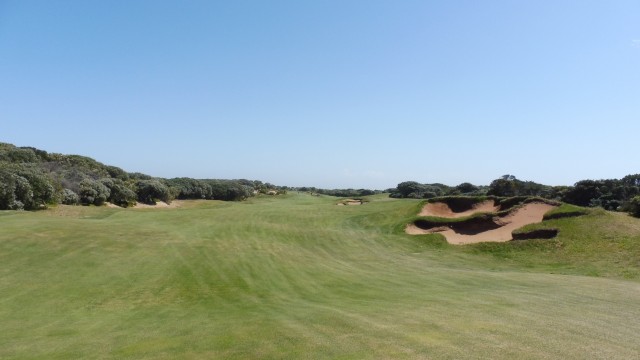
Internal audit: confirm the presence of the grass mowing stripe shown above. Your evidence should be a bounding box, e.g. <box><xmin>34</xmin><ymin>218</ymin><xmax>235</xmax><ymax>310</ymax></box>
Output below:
<box><xmin>0</xmin><ymin>193</ymin><xmax>639</xmax><ymax>359</ymax></box>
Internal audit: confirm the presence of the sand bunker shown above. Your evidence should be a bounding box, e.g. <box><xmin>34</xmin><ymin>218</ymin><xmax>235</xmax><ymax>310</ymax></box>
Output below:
<box><xmin>337</xmin><ymin>199</ymin><xmax>363</xmax><ymax>206</ymax></box>
<box><xmin>133</xmin><ymin>201</ymin><xmax>182</xmax><ymax>209</ymax></box>
<box><xmin>419</xmin><ymin>200</ymin><xmax>499</xmax><ymax>218</ymax></box>
<box><xmin>106</xmin><ymin>201</ymin><xmax>182</xmax><ymax>209</ymax></box>
<box><xmin>407</xmin><ymin>202</ymin><xmax>557</xmax><ymax>245</ymax></box>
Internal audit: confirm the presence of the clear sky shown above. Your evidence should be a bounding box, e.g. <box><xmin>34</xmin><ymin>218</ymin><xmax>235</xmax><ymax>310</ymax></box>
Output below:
<box><xmin>1</xmin><ymin>1</ymin><xmax>638</xmax><ymax>189</ymax></box>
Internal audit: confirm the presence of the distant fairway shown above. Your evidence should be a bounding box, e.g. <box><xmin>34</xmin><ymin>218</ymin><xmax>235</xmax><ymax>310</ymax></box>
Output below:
<box><xmin>1</xmin><ymin>194</ymin><xmax>639</xmax><ymax>359</ymax></box>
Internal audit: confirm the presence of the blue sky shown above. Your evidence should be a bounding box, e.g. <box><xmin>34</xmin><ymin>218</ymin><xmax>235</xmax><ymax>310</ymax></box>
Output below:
<box><xmin>1</xmin><ymin>1</ymin><xmax>638</xmax><ymax>189</ymax></box>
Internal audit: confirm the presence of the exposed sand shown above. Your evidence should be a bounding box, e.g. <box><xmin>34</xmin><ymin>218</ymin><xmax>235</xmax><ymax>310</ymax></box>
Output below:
<box><xmin>407</xmin><ymin>202</ymin><xmax>557</xmax><ymax>244</ymax></box>
<box><xmin>132</xmin><ymin>201</ymin><xmax>182</xmax><ymax>209</ymax></box>
<box><xmin>419</xmin><ymin>200</ymin><xmax>499</xmax><ymax>218</ymax></box>
<box><xmin>337</xmin><ymin>199</ymin><xmax>363</xmax><ymax>206</ymax></box>
<box><xmin>106</xmin><ymin>201</ymin><xmax>183</xmax><ymax>209</ymax></box>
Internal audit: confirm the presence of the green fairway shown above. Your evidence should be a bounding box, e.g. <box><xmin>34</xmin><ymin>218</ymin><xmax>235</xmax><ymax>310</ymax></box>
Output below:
<box><xmin>1</xmin><ymin>194</ymin><xmax>639</xmax><ymax>359</ymax></box>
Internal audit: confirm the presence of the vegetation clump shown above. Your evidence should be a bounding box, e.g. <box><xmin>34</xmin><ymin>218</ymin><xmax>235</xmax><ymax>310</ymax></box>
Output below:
<box><xmin>0</xmin><ymin>142</ymin><xmax>283</xmax><ymax>210</ymax></box>
<box><xmin>631</xmin><ymin>196</ymin><xmax>640</xmax><ymax>217</ymax></box>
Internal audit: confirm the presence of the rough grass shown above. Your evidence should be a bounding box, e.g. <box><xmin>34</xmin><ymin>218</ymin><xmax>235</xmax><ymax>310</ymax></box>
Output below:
<box><xmin>543</xmin><ymin>203</ymin><xmax>590</xmax><ymax>220</ymax></box>
<box><xmin>470</xmin><ymin>208</ymin><xmax>640</xmax><ymax>279</ymax></box>
<box><xmin>0</xmin><ymin>194</ymin><xmax>639</xmax><ymax>359</ymax></box>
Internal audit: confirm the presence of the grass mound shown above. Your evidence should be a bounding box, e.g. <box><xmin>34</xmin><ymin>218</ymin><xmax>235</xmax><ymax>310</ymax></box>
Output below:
<box><xmin>543</xmin><ymin>203</ymin><xmax>590</xmax><ymax>220</ymax></box>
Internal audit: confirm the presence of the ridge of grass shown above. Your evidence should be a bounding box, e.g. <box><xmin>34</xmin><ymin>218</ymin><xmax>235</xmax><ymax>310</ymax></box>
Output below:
<box><xmin>543</xmin><ymin>203</ymin><xmax>590</xmax><ymax>220</ymax></box>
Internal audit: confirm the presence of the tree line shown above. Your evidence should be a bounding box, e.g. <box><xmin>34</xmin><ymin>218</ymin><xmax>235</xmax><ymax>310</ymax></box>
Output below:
<box><xmin>3</xmin><ymin>142</ymin><xmax>638</xmax><ymax>217</ymax></box>
<box><xmin>293</xmin><ymin>187</ymin><xmax>383</xmax><ymax>198</ymax></box>
<box><xmin>0</xmin><ymin>143</ymin><xmax>284</xmax><ymax>210</ymax></box>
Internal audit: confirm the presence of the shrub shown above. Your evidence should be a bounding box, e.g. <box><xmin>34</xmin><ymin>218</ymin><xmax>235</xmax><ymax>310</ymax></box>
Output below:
<box><xmin>0</xmin><ymin>165</ymin><xmax>55</xmax><ymax>210</ymax></box>
<box><xmin>100</xmin><ymin>178</ymin><xmax>137</xmax><ymax>207</ymax></box>
<box><xmin>629</xmin><ymin>196</ymin><xmax>640</xmax><ymax>218</ymax></box>
<box><xmin>79</xmin><ymin>179</ymin><xmax>110</xmax><ymax>206</ymax></box>
<box><xmin>61</xmin><ymin>189</ymin><xmax>79</xmax><ymax>205</ymax></box>
<box><xmin>136</xmin><ymin>179</ymin><xmax>171</xmax><ymax>205</ymax></box>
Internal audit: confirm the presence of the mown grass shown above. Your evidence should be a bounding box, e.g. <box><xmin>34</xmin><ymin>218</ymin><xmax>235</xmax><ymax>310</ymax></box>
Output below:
<box><xmin>470</xmin><ymin>208</ymin><xmax>640</xmax><ymax>279</ymax></box>
<box><xmin>1</xmin><ymin>194</ymin><xmax>639</xmax><ymax>359</ymax></box>
<box><xmin>543</xmin><ymin>203</ymin><xmax>590</xmax><ymax>220</ymax></box>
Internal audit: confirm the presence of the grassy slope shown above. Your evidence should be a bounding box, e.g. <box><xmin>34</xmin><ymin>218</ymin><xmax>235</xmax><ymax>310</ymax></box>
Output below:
<box><xmin>0</xmin><ymin>194</ymin><xmax>639</xmax><ymax>359</ymax></box>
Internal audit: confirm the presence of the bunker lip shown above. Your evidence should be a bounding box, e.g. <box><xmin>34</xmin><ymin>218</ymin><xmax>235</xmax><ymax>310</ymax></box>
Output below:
<box><xmin>407</xmin><ymin>202</ymin><xmax>558</xmax><ymax>244</ymax></box>
<box><xmin>419</xmin><ymin>200</ymin><xmax>499</xmax><ymax>218</ymax></box>
<box><xmin>106</xmin><ymin>201</ymin><xmax>183</xmax><ymax>209</ymax></box>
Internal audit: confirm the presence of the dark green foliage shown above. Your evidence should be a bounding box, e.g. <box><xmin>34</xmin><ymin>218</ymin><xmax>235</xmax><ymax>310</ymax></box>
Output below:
<box><xmin>456</xmin><ymin>182</ymin><xmax>479</xmax><ymax>194</ymax></box>
<box><xmin>100</xmin><ymin>178</ymin><xmax>137</xmax><ymax>207</ymax></box>
<box><xmin>0</xmin><ymin>142</ymin><xmax>273</xmax><ymax>210</ymax></box>
<box><xmin>310</xmin><ymin>188</ymin><xmax>378</xmax><ymax>197</ymax></box>
<box><xmin>206</xmin><ymin>180</ymin><xmax>253</xmax><ymax>201</ymax></box>
<box><xmin>0</xmin><ymin>163</ymin><xmax>56</xmax><ymax>210</ymax></box>
<box><xmin>629</xmin><ymin>196</ymin><xmax>640</xmax><ymax>218</ymax></box>
<box><xmin>0</xmin><ymin>146</ymin><xmax>39</xmax><ymax>163</ymax></box>
<box><xmin>129</xmin><ymin>172</ymin><xmax>153</xmax><ymax>180</ymax></box>
<box><xmin>79</xmin><ymin>179</ymin><xmax>110</xmax><ymax>206</ymax></box>
<box><xmin>389</xmin><ymin>181</ymin><xmax>487</xmax><ymax>199</ymax></box>
<box><xmin>562</xmin><ymin>179</ymin><xmax>638</xmax><ymax>210</ymax></box>
<box><xmin>487</xmin><ymin>175</ymin><xmax>552</xmax><ymax>198</ymax></box>
<box><xmin>61</xmin><ymin>189</ymin><xmax>79</xmax><ymax>205</ymax></box>
<box><xmin>390</xmin><ymin>181</ymin><xmax>451</xmax><ymax>199</ymax></box>
<box><xmin>0</xmin><ymin>170</ymin><xmax>23</xmax><ymax>210</ymax></box>
<box><xmin>166</xmin><ymin>178</ymin><xmax>212</xmax><ymax>199</ymax></box>
<box><xmin>487</xmin><ymin>177</ymin><xmax>517</xmax><ymax>197</ymax></box>
<box><xmin>393</xmin><ymin>181</ymin><xmax>422</xmax><ymax>198</ymax></box>
<box><xmin>253</xmin><ymin>181</ymin><xmax>286</xmax><ymax>195</ymax></box>
<box><xmin>166</xmin><ymin>178</ymin><xmax>260</xmax><ymax>201</ymax></box>
<box><xmin>621</xmin><ymin>174</ymin><xmax>640</xmax><ymax>187</ymax></box>
<box><xmin>136</xmin><ymin>180</ymin><xmax>172</xmax><ymax>205</ymax></box>
<box><xmin>562</xmin><ymin>180</ymin><xmax>602</xmax><ymax>207</ymax></box>
<box><xmin>105</xmin><ymin>166</ymin><xmax>130</xmax><ymax>181</ymax></box>
<box><xmin>21</xmin><ymin>168</ymin><xmax>56</xmax><ymax>209</ymax></box>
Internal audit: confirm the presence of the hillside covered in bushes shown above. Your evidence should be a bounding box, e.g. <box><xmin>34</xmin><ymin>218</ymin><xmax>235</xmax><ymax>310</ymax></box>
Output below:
<box><xmin>0</xmin><ymin>143</ymin><xmax>284</xmax><ymax>210</ymax></box>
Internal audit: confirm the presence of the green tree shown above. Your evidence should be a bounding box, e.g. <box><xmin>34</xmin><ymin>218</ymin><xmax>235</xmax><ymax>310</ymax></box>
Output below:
<box><xmin>629</xmin><ymin>196</ymin><xmax>640</xmax><ymax>218</ymax></box>
<box><xmin>136</xmin><ymin>179</ymin><xmax>171</xmax><ymax>205</ymax></box>
<box><xmin>456</xmin><ymin>182</ymin><xmax>479</xmax><ymax>194</ymax></box>
<box><xmin>79</xmin><ymin>179</ymin><xmax>110</xmax><ymax>206</ymax></box>
<box><xmin>488</xmin><ymin>177</ymin><xmax>517</xmax><ymax>197</ymax></box>
<box><xmin>100</xmin><ymin>178</ymin><xmax>137</xmax><ymax>207</ymax></box>
<box><xmin>61</xmin><ymin>189</ymin><xmax>79</xmax><ymax>205</ymax></box>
